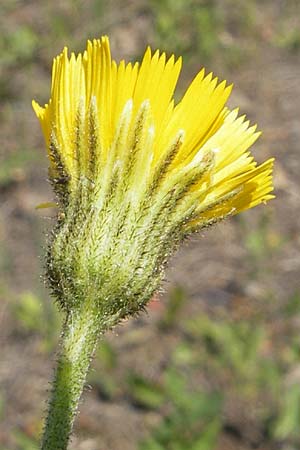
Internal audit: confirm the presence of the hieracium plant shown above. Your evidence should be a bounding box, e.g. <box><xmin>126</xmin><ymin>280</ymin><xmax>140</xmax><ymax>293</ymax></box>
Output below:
<box><xmin>33</xmin><ymin>36</ymin><xmax>274</xmax><ymax>449</ymax></box>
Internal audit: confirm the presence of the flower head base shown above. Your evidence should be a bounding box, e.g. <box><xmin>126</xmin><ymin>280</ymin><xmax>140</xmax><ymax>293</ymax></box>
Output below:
<box><xmin>33</xmin><ymin>36</ymin><xmax>274</xmax><ymax>319</ymax></box>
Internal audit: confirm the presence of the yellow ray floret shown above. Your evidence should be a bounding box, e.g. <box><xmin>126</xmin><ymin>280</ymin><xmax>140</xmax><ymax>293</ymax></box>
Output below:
<box><xmin>33</xmin><ymin>36</ymin><xmax>274</xmax><ymax>231</ymax></box>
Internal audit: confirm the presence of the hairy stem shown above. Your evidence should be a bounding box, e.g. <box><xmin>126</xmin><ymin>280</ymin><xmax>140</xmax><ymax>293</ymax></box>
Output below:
<box><xmin>41</xmin><ymin>302</ymin><xmax>100</xmax><ymax>450</ymax></box>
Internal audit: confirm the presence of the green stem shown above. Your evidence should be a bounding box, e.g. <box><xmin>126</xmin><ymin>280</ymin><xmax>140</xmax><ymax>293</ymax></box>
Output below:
<box><xmin>41</xmin><ymin>303</ymin><xmax>100</xmax><ymax>450</ymax></box>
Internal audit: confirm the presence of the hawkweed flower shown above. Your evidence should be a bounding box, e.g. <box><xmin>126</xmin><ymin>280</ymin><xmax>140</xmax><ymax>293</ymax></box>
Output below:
<box><xmin>33</xmin><ymin>36</ymin><xmax>274</xmax><ymax>450</ymax></box>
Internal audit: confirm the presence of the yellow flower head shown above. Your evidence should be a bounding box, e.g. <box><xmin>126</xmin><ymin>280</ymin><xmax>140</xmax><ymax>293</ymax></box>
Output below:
<box><xmin>33</xmin><ymin>37</ymin><xmax>274</xmax><ymax>315</ymax></box>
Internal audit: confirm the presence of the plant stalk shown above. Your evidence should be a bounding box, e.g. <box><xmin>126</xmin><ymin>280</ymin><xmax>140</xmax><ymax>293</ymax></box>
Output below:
<box><xmin>41</xmin><ymin>302</ymin><xmax>100</xmax><ymax>450</ymax></box>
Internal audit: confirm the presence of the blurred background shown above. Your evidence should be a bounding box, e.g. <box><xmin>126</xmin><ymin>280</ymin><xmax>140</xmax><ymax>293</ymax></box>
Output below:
<box><xmin>0</xmin><ymin>0</ymin><xmax>300</xmax><ymax>449</ymax></box>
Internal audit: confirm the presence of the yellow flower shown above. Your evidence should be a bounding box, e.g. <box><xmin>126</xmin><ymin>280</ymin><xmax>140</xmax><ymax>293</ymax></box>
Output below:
<box><xmin>33</xmin><ymin>36</ymin><xmax>274</xmax><ymax>232</ymax></box>
<box><xmin>32</xmin><ymin>36</ymin><xmax>274</xmax><ymax>315</ymax></box>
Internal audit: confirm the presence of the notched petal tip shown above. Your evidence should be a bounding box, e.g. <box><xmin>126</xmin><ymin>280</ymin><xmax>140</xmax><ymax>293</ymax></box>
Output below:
<box><xmin>153</xmin><ymin>49</ymin><xmax>160</xmax><ymax>60</ymax></box>
<box><xmin>225</xmin><ymin>82</ymin><xmax>233</xmax><ymax>95</ymax></box>
<box><xmin>32</xmin><ymin>100</ymin><xmax>44</xmax><ymax>118</ymax></box>
<box><xmin>62</xmin><ymin>47</ymin><xmax>69</xmax><ymax>58</ymax></box>
<box><xmin>145</xmin><ymin>46</ymin><xmax>152</xmax><ymax>58</ymax></box>
<box><xmin>101</xmin><ymin>35</ymin><xmax>109</xmax><ymax>44</ymax></box>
